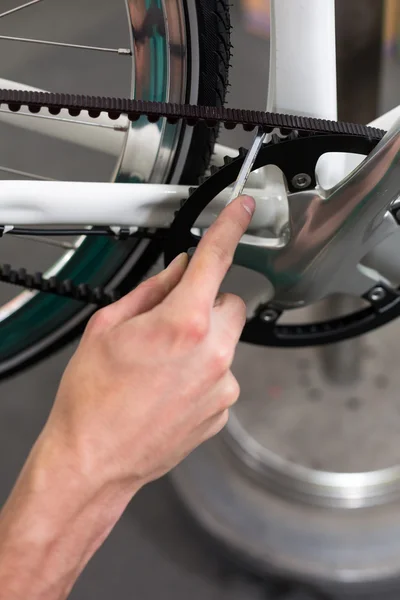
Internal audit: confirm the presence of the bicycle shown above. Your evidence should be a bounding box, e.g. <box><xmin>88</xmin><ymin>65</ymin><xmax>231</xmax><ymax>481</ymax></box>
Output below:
<box><xmin>0</xmin><ymin>0</ymin><xmax>399</xmax><ymax>596</ymax></box>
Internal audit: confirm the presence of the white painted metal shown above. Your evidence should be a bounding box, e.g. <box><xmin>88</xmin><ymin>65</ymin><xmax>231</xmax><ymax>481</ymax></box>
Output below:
<box><xmin>269</xmin><ymin>0</ymin><xmax>343</xmax><ymax>191</ymax></box>
<box><xmin>0</xmin><ymin>78</ymin><xmax>128</xmax><ymax>156</ymax></box>
<box><xmin>214</xmin><ymin>0</ymin><xmax>338</xmax><ymax>195</ymax></box>
<box><xmin>267</xmin><ymin>0</ymin><xmax>363</xmax><ymax>380</ymax></box>
<box><xmin>234</xmin><ymin>0</ymin><xmax>340</xmax><ymax>249</ymax></box>
<box><xmin>0</xmin><ymin>181</ymin><xmax>281</xmax><ymax>230</ymax></box>
<box><xmin>268</xmin><ymin>0</ymin><xmax>337</xmax><ymax>118</ymax></box>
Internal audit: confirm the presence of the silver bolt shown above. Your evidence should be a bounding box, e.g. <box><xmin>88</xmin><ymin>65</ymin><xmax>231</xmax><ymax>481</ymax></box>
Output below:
<box><xmin>292</xmin><ymin>173</ymin><xmax>312</xmax><ymax>189</ymax></box>
<box><xmin>369</xmin><ymin>286</ymin><xmax>386</xmax><ymax>303</ymax></box>
<box><xmin>260</xmin><ymin>308</ymin><xmax>279</xmax><ymax>322</ymax></box>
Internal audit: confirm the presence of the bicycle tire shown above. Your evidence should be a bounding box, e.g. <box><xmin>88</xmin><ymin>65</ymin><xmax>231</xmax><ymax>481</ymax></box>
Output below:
<box><xmin>0</xmin><ymin>0</ymin><xmax>231</xmax><ymax>379</ymax></box>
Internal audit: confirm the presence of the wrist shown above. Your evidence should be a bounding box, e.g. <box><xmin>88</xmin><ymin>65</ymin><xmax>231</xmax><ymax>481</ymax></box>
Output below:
<box><xmin>0</xmin><ymin>428</ymin><xmax>138</xmax><ymax>600</ymax></box>
<box><xmin>27</xmin><ymin>426</ymin><xmax>137</xmax><ymax>539</ymax></box>
<box><xmin>36</xmin><ymin>418</ymin><xmax>142</xmax><ymax>502</ymax></box>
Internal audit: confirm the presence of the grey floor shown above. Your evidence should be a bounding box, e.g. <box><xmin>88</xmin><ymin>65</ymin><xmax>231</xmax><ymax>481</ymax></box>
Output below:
<box><xmin>0</xmin><ymin>1</ymin><xmax>399</xmax><ymax>599</ymax></box>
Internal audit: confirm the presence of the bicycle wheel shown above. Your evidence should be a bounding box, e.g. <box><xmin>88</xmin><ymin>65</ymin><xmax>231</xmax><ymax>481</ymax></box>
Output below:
<box><xmin>0</xmin><ymin>0</ymin><xmax>231</xmax><ymax>379</ymax></box>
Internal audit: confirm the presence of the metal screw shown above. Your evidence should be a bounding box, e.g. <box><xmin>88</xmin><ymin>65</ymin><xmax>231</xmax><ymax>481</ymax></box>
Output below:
<box><xmin>260</xmin><ymin>308</ymin><xmax>279</xmax><ymax>322</ymax></box>
<box><xmin>394</xmin><ymin>208</ymin><xmax>400</xmax><ymax>224</ymax></box>
<box><xmin>292</xmin><ymin>173</ymin><xmax>312</xmax><ymax>189</ymax></box>
<box><xmin>368</xmin><ymin>286</ymin><xmax>386</xmax><ymax>303</ymax></box>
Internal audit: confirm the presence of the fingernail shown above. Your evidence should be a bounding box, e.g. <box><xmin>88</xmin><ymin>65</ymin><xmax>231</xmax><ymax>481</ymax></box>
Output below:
<box><xmin>241</xmin><ymin>195</ymin><xmax>256</xmax><ymax>216</ymax></box>
<box><xmin>169</xmin><ymin>252</ymin><xmax>189</xmax><ymax>270</ymax></box>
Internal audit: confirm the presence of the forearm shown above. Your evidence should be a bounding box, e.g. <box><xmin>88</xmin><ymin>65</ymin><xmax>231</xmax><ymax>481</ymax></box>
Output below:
<box><xmin>0</xmin><ymin>429</ymin><xmax>135</xmax><ymax>600</ymax></box>
<box><xmin>0</xmin><ymin>195</ymin><xmax>251</xmax><ymax>599</ymax></box>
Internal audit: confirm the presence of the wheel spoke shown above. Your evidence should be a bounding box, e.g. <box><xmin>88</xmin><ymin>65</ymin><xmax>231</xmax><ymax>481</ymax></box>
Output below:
<box><xmin>9</xmin><ymin>235</ymin><xmax>77</xmax><ymax>250</ymax></box>
<box><xmin>0</xmin><ymin>165</ymin><xmax>54</xmax><ymax>180</ymax></box>
<box><xmin>0</xmin><ymin>0</ymin><xmax>44</xmax><ymax>20</ymax></box>
<box><xmin>0</xmin><ymin>35</ymin><xmax>131</xmax><ymax>55</ymax></box>
<box><xmin>0</xmin><ymin>108</ymin><xmax>127</xmax><ymax>130</ymax></box>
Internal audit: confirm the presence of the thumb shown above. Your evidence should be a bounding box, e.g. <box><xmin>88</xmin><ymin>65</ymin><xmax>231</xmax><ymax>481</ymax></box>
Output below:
<box><xmin>103</xmin><ymin>253</ymin><xmax>189</xmax><ymax>326</ymax></box>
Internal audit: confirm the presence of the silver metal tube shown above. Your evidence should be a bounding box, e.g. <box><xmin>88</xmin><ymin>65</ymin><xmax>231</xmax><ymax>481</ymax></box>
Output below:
<box><xmin>317</xmin><ymin>296</ymin><xmax>363</xmax><ymax>385</ymax></box>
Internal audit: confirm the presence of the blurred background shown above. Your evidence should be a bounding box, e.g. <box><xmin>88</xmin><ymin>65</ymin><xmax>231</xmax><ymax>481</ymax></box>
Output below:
<box><xmin>0</xmin><ymin>1</ymin><xmax>399</xmax><ymax>599</ymax></box>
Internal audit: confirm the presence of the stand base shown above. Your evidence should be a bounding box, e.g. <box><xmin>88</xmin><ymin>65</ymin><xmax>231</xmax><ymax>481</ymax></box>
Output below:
<box><xmin>171</xmin><ymin>307</ymin><xmax>400</xmax><ymax>591</ymax></box>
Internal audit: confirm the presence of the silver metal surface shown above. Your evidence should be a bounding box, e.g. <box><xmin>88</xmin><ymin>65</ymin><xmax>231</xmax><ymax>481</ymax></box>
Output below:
<box><xmin>235</xmin><ymin>118</ymin><xmax>400</xmax><ymax>308</ymax></box>
<box><xmin>292</xmin><ymin>173</ymin><xmax>312</xmax><ymax>189</ymax></box>
<box><xmin>369</xmin><ymin>286</ymin><xmax>387</xmax><ymax>303</ymax></box>
<box><xmin>167</xmin><ymin>0</ymin><xmax>199</xmax><ymax>185</ymax></box>
<box><xmin>317</xmin><ymin>295</ymin><xmax>363</xmax><ymax>385</ymax></box>
<box><xmin>226</xmin><ymin>304</ymin><xmax>400</xmax><ymax>509</ymax></box>
<box><xmin>171</xmin><ymin>312</ymin><xmax>400</xmax><ymax>587</ymax></box>
<box><xmin>118</xmin><ymin>0</ymin><xmax>190</xmax><ymax>185</ymax></box>
<box><xmin>229</xmin><ymin>128</ymin><xmax>266</xmax><ymax>202</ymax></box>
<box><xmin>259</xmin><ymin>308</ymin><xmax>279</xmax><ymax>323</ymax></box>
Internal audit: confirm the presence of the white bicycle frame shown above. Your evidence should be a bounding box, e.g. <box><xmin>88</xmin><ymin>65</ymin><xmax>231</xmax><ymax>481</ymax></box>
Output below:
<box><xmin>0</xmin><ymin>0</ymin><xmax>399</xmax><ymax>255</ymax></box>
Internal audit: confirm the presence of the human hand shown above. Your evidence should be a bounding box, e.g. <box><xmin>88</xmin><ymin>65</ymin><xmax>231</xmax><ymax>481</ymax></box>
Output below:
<box><xmin>0</xmin><ymin>195</ymin><xmax>255</xmax><ymax>600</ymax></box>
<box><xmin>44</xmin><ymin>194</ymin><xmax>255</xmax><ymax>494</ymax></box>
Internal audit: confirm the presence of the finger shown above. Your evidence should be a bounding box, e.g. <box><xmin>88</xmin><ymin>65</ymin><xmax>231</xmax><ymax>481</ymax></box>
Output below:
<box><xmin>175</xmin><ymin>371</ymin><xmax>240</xmax><ymax>429</ymax></box>
<box><xmin>212</xmin><ymin>293</ymin><xmax>247</xmax><ymax>348</ymax></box>
<box><xmin>169</xmin><ymin>373</ymin><xmax>240</xmax><ymax>464</ymax></box>
<box><xmin>193</xmin><ymin>409</ymin><xmax>231</xmax><ymax>447</ymax></box>
<box><xmin>201</xmin><ymin>370</ymin><xmax>241</xmax><ymax>417</ymax></box>
<box><xmin>168</xmin><ymin>195</ymin><xmax>255</xmax><ymax>310</ymax></box>
<box><xmin>160</xmin><ymin>407</ymin><xmax>231</xmax><ymax>474</ymax></box>
<box><xmin>176</xmin><ymin>410</ymin><xmax>230</xmax><ymax>464</ymax></box>
<box><xmin>100</xmin><ymin>253</ymin><xmax>189</xmax><ymax>327</ymax></box>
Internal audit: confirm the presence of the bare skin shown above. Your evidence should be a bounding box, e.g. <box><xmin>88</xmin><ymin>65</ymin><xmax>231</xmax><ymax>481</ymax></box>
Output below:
<box><xmin>0</xmin><ymin>195</ymin><xmax>255</xmax><ymax>600</ymax></box>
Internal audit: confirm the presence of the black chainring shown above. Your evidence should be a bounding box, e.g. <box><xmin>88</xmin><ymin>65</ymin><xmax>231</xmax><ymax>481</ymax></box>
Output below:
<box><xmin>165</xmin><ymin>133</ymin><xmax>400</xmax><ymax>347</ymax></box>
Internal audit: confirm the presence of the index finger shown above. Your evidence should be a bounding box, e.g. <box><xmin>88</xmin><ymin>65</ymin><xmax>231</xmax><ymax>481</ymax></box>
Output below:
<box><xmin>172</xmin><ymin>195</ymin><xmax>255</xmax><ymax>308</ymax></box>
